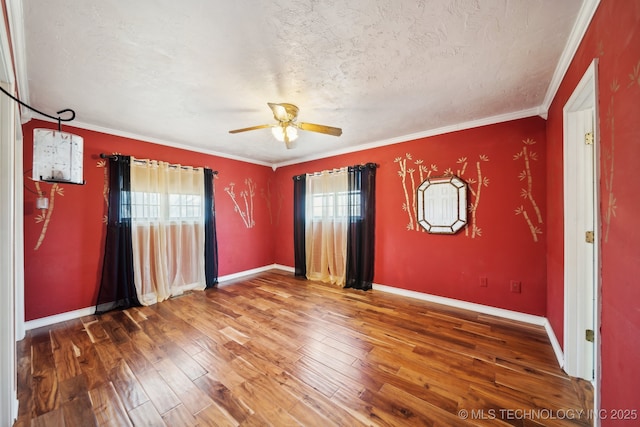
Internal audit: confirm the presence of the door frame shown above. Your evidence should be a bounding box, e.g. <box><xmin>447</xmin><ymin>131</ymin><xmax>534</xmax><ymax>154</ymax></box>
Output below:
<box><xmin>562</xmin><ymin>59</ymin><xmax>600</xmax><ymax>410</ymax></box>
<box><xmin>0</xmin><ymin>53</ymin><xmax>18</xmax><ymax>427</ymax></box>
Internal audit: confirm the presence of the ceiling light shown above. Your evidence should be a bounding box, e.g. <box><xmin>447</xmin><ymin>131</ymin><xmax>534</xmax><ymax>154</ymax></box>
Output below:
<box><xmin>271</xmin><ymin>125</ymin><xmax>298</xmax><ymax>143</ymax></box>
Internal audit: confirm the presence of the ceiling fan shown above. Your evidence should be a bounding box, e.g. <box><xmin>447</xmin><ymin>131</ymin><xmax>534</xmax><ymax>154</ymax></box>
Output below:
<box><xmin>229</xmin><ymin>102</ymin><xmax>342</xmax><ymax>149</ymax></box>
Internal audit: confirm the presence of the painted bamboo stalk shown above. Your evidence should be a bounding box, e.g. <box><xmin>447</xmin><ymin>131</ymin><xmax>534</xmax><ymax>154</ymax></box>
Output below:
<box><xmin>242</xmin><ymin>191</ymin><xmax>251</xmax><ymax>227</ymax></box>
<box><xmin>225</xmin><ymin>184</ymin><xmax>250</xmax><ymax>228</ymax></box>
<box><xmin>276</xmin><ymin>191</ymin><xmax>283</xmax><ymax>226</ymax></box>
<box><xmin>409</xmin><ymin>167</ymin><xmax>417</xmax><ymax>224</ymax></box>
<box><xmin>98</xmin><ymin>160</ymin><xmax>108</xmax><ymax>205</ymax></box>
<box><xmin>99</xmin><ymin>160</ymin><xmax>109</xmax><ymax>223</ymax></box>
<box><xmin>34</xmin><ymin>183</ymin><xmax>59</xmax><ymax>250</ymax></box>
<box><xmin>516</xmin><ymin>206</ymin><xmax>539</xmax><ymax>242</ymax></box>
<box><xmin>522</xmin><ymin>145</ymin><xmax>543</xmax><ymax>224</ymax></box>
<box><xmin>397</xmin><ymin>157</ymin><xmax>414</xmax><ymax>230</ymax></box>
<box><xmin>471</xmin><ymin>161</ymin><xmax>483</xmax><ymax>239</ymax></box>
<box><xmin>415</xmin><ymin>160</ymin><xmax>425</xmax><ymax>183</ymax></box>
<box><xmin>456</xmin><ymin>157</ymin><xmax>468</xmax><ymax>178</ymax></box>
<box><xmin>455</xmin><ymin>158</ymin><xmax>471</xmax><ymax>237</ymax></box>
<box><xmin>604</xmin><ymin>81</ymin><xmax>619</xmax><ymax>242</ymax></box>
<box><xmin>247</xmin><ymin>179</ymin><xmax>255</xmax><ymax>228</ymax></box>
<box><xmin>261</xmin><ymin>181</ymin><xmax>273</xmax><ymax>225</ymax></box>
<box><xmin>628</xmin><ymin>60</ymin><xmax>640</xmax><ymax>88</ymax></box>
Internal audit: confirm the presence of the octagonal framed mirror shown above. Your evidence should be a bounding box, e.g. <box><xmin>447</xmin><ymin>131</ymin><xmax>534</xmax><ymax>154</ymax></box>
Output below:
<box><xmin>416</xmin><ymin>175</ymin><xmax>467</xmax><ymax>234</ymax></box>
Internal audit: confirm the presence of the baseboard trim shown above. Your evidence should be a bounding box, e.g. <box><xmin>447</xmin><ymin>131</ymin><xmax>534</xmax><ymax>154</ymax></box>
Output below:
<box><xmin>13</xmin><ymin>396</ymin><xmax>19</xmax><ymax>425</ymax></box>
<box><xmin>543</xmin><ymin>318</ymin><xmax>565</xmax><ymax>368</ymax></box>
<box><xmin>373</xmin><ymin>283</ymin><xmax>546</xmax><ymax>325</ymax></box>
<box><xmin>372</xmin><ymin>283</ymin><xmax>565</xmax><ymax>367</ymax></box>
<box><xmin>218</xmin><ymin>263</ymin><xmax>293</xmax><ymax>285</ymax></box>
<box><xmin>273</xmin><ymin>264</ymin><xmax>295</xmax><ymax>273</ymax></box>
<box><xmin>24</xmin><ymin>306</ymin><xmax>95</xmax><ymax>331</ymax></box>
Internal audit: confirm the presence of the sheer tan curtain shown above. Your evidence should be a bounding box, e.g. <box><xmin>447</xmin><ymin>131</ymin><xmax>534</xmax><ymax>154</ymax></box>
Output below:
<box><xmin>305</xmin><ymin>168</ymin><xmax>349</xmax><ymax>286</ymax></box>
<box><xmin>130</xmin><ymin>159</ymin><xmax>206</xmax><ymax>305</ymax></box>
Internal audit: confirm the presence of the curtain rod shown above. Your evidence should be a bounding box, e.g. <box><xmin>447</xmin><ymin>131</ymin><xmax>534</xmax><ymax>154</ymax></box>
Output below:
<box><xmin>292</xmin><ymin>162</ymin><xmax>378</xmax><ymax>180</ymax></box>
<box><xmin>100</xmin><ymin>153</ymin><xmax>218</xmax><ymax>174</ymax></box>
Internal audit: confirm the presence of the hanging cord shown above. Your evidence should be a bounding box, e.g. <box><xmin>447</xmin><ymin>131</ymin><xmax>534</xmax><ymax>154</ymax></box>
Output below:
<box><xmin>0</xmin><ymin>85</ymin><xmax>75</xmax><ymax>131</ymax></box>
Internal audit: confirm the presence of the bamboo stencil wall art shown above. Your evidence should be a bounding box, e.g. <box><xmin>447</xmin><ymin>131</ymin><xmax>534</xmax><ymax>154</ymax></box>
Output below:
<box><xmin>603</xmin><ymin>58</ymin><xmax>640</xmax><ymax>242</ymax></box>
<box><xmin>453</xmin><ymin>155</ymin><xmax>490</xmax><ymax>239</ymax></box>
<box><xmin>395</xmin><ymin>152</ymin><xmax>489</xmax><ymax>238</ymax></box>
<box><xmin>514</xmin><ymin>138</ymin><xmax>543</xmax><ymax>242</ymax></box>
<box><xmin>394</xmin><ymin>153</ymin><xmax>438</xmax><ymax>232</ymax></box>
<box><xmin>225</xmin><ymin>178</ymin><xmax>256</xmax><ymax>228</ymax></box>
<box><xmin>97</xmin><ymin>158</ymin><xmax>108</xmax><ymax>224</ymax></box>
<box><xmin>261</xmin><ymin>179</ymin><xmax>283</xmax><ymax>226</ymax></box>
<box><xmin>33</xmin><ymin>181</ymin><xmax>64</xmax><ymax>250</ymax></box>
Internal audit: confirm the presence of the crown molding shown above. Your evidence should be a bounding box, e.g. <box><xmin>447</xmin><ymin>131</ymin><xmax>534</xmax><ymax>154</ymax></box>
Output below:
<box><xmin>31</xmin><ymin>115</ymin><xmax>273</xmax><ymax>168</ymax></box>
<box><xmin>540</xmin><ymin>0</ymin><xmax>601</xmax><ymax>115</ymax></box>
<box><xmin>273</xmin><ymin>107</ymin><xmax>542</xmax><ymax>169</ymax></box>
<box><xmin>33</xmin><ymin>106</ymin><xmax>542</xmax><ymax>171</ymax></box>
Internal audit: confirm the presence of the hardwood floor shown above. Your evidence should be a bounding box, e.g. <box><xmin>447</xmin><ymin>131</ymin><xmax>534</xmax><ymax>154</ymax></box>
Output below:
<box><xmin>15</xmin><ymin>270</ymin><xmax>593</xmax><ymax>426</ymax></box>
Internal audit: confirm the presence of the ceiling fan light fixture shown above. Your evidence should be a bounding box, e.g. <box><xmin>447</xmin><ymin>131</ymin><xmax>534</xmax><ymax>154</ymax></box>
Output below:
<box><xmin>271</xmin><ymin>124</ymin><xmax>298</xmax><ymax>143</ymax></box>
<box><xmin>229</xmin><ymin>103</ymin><xmax>341</xmax><ymax>149</ymax></box>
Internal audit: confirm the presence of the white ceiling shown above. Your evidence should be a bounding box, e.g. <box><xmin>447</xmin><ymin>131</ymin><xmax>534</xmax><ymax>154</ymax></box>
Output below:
<box><xmin>14</xmin><ymin>0</ymin><xmax>590</xmax><ymax>167</ymax></box>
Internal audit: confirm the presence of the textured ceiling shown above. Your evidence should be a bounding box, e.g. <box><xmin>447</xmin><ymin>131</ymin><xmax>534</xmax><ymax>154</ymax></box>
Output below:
<box><xmin>18</xmin><ymin>0</ymin><xmax>584</xmax><ymax>166</ymax></box>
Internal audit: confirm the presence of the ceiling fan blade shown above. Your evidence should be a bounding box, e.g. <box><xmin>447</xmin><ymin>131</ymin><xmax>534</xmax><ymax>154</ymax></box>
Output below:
<box><xmin>228</xmin><ymin>124</ymin><xmax>274</xmax><ymax>134</ymax></box>
<box><xmin>298</xmin><ymin>122</ymin><xmax>342</xmax><ymax>137</ymax></box>
<box><xmin>268</xmin><ymin>102</ymin><xmax>298</xmax><ymax>122</ymax></box>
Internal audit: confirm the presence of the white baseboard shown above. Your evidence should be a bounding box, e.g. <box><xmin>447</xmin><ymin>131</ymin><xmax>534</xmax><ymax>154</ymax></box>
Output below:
<box><xmin>373</xmin><ymin>283</ymin><xmax>547</xmax><ymax>325</ymax></box>
<box><xmin>13</xmin><ymin>396</ymin><xmax>19</xmax><ymax>425</ymax></box>
<box><xmin>543</xmin><ymin>318</ymin><xmax>565</xmax><ymax>368</ymax></box>
<box><xmin>24</xmin><ymin>306</ymin><xmax>95</xmax><ymax>331</ymax></box>
<box><xmin>372</xmin><ymin>283</ymin><xmax>564</xmax><ymax>367</ymax></box>
<box><xmin>217</xmin><ymin>263</ymin><xmax>293</xmax><ymax>285</ymax></box>
<box><xmin>273</xmin><ymin>264</ymin><xmax>295</xmax><ymax>273</ymax></box>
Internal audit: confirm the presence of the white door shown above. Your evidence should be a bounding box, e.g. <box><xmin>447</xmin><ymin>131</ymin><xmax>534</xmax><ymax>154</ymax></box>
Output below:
<box><xmin>566</xmin><ymin>108</ymin><xmax>595</xmax><ymax>379</ymax></box>
<box><xmin>563</xmin><ymin>60</ymin><xmax>599</xmax><ymax>383</ymax></box>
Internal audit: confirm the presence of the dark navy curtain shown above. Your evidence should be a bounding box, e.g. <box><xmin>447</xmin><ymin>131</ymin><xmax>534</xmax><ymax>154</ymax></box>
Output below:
<box><xmin>204</xmin><ymin>168</ymin><xmax>219</xmax><ymax>288</ymax></box>
<box><xmin>293</xmin><ymin>174</ymin><xmax>306</xmax><ymax>277</ymax></box>
<box><xmin>96</xmin><ymin>156</ymin><xmax>140</xmax><ymax>314</ymax></box>
<box><xmin>345</xmin><ymin>163</ymin><xmax>377</xmax><ymax>290</ymax></box>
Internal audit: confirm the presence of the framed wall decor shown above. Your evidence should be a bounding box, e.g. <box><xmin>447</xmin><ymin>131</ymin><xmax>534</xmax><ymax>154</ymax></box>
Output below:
<box><xmin>416</xmin><ymin>175</ymin><xmax>467</xmax><ymax>234</ymax></box>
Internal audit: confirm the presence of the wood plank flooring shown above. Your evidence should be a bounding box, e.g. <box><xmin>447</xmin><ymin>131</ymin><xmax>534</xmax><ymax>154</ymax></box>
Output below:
<box><xmin>15</xmin><ymin>270</ymin><xmax>593</xmax><ymax>426</ymax></box>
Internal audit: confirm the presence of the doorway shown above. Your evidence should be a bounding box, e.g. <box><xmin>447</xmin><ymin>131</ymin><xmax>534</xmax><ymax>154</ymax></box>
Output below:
<box><xmin>563</xmin><ymin>59</ymin><xmax>600</xmax><ymax>399</ymax></box>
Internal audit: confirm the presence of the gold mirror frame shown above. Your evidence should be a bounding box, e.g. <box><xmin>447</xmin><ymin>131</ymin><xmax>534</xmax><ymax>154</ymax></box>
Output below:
<box><xmin>416</xmin><ymin>175</ymin><xmax>467</xmax><ymax>234</ymax></box>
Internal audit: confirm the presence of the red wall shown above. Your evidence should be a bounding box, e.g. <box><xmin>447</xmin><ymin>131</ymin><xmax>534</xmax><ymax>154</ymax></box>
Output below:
<box><xmin>274</xmin><ymin>117</ymin><xmax>547</xmax><ymax>315</ymax></box>
<box><xmin>546</xmin><ymin>0</ymin><xmax>640</xmax><ymax>420</ymax></box>
<box><xmin>23</xmin><ymin>119</ymin><xmax>276</xmax><ymax>321</ymax></box>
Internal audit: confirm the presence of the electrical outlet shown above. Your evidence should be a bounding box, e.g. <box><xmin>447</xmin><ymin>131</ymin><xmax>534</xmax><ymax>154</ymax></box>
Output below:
<box><xmin>510</xmin><ymin>280</ymin><xmax>521</xmax><ymax>293</ymax></box>
<box><xmin>480</xmin><ymin>277</ymin><xmax>488</xmax><ymax>287</ymax></box>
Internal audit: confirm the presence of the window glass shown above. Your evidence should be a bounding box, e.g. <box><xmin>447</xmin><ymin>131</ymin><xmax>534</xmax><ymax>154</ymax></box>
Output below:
<box><xmin>311</xmin><ymin>191</ymin><xmax>360</xmax><ymax>220</ymax></box>
<box><xmin>130</xmin><ymin>191</ymin><xmax>202</xmax><ymax>222</ymax></box>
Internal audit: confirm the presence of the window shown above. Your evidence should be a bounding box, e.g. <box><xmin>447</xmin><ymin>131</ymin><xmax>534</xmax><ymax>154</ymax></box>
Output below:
<box><xmin>311</xmin><ymin>190</ymin><xmax>360</xmax><ymax>220</ymax></box>
<box><xmin>169</xmin><ymin>193</ymin><xmax>202</xmax><ymax>219</ymax></box>
<box><xmin>131</xmin><ymin>191</ymin><xmax>160</xmax><ymax>220</ymax></box>
<box><xmin>130</xmin><ymin>191</ymin><xmax>202</xmax><ymax>221</ymax></box>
